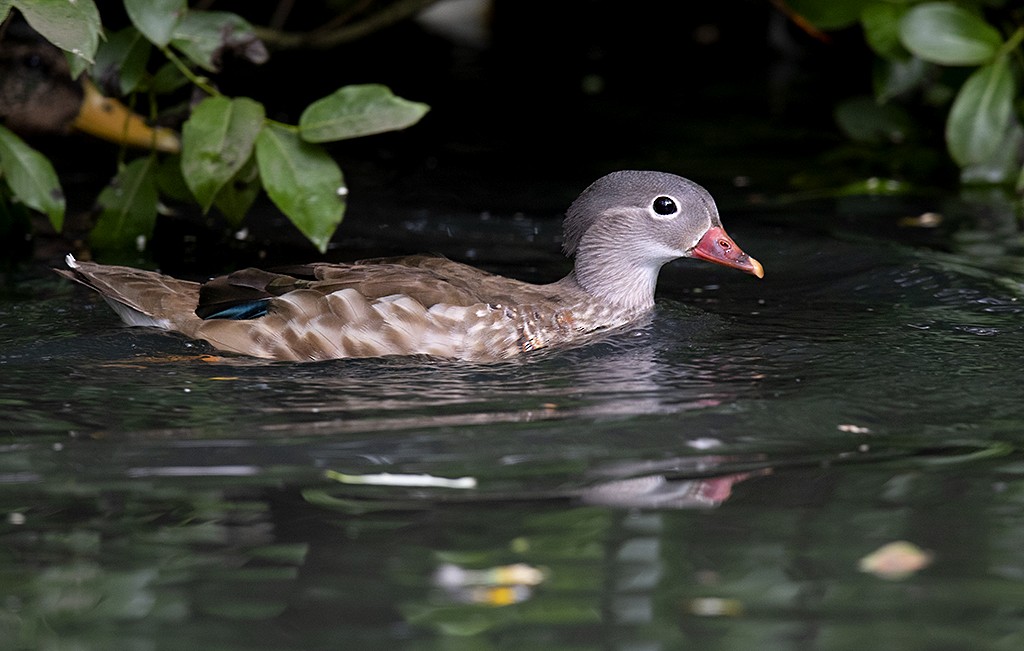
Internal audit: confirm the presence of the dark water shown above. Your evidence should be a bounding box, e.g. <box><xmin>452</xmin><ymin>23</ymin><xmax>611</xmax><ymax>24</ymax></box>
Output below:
<box><xmin>2</xmin><ymin>193</ymin><xmax>1024</xmax><ymax>650</ymax></box>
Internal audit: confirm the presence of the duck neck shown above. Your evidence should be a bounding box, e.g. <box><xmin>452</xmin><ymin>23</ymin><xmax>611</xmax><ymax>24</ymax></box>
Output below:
<box><xmin>567</xmin><ymin>244</ymin><xmax>662</xmax><ymax>311</ymax></box>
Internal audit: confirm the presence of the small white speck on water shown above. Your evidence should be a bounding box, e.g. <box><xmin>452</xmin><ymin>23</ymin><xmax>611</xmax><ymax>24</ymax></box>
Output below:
<box><xmin>52</xmin><ymin>442</ymin><xmax>64</xmax><ymax>451</ymax></box>
<box><xmin>336</xmin><ymin>186</ymin><xmax>349</xmax><ymax>197</ymax></box>
<box><xmin>135</xmin><ymin>234</ymin><xmax>147</xmax><ymax>252</ymax></box>
<box><xmin>688</xmin><ymin>438</ymin><xmax>722</xmax><ymax>450</ymax></box>
<box><xmin>183</xmin><ymin>388</ymin><xmax>191</xmax><ymax>393</ymax></box>
<box><xmin>8</xmin><ymin>512</ymin><xmax>25</xmax><ymax>526</ymax></box>
<box><xmin>234</xmin><ymin>227</ymin><xmax>249</xmax><ymax>241</ymax></box>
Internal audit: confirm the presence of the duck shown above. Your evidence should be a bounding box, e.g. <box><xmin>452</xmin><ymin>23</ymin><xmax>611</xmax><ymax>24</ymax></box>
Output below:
<box><xmin>0</xmin><ymin>22</ymin><xmax>180</xmax><ymax>152</ymax></box>
<box><xmin>57</xmin><ymin>170</ymin><xmax>764</xmax><ymax>362</ymax></box>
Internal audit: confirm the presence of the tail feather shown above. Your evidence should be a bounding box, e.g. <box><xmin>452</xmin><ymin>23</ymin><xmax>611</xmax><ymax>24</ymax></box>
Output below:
<box><xmin>57</xmin><ymin>254</ymin><xmax>202</xmax><ymax>332</ymax></box>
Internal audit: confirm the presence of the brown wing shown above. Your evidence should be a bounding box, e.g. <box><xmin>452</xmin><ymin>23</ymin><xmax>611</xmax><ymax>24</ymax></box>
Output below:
<box><xmin>194</xmin><ymin>255</ymin><xmax>552</xmax><ymax>318</ymax></box>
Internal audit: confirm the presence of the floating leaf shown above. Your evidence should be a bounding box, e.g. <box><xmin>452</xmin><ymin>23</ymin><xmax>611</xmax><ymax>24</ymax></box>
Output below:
<box><xmin>255</xmin><ymin>124</ymin><xmax>345</xmax><ymax>253</ymax></box>
<box><xmin>946</xmin><ymin>57</ymin><xmax>1015</xmax><ymax>167</ymax></box>
<box><xmin>0</xmin><ymin>125</ymin><xmax>65</xmax><ymax>231</ymax></box>
<box><xmin>859</xmin><ymin>540</ymin><xmax>933</xmax><ymax>580</ymax></box>
<box><xmin>899</xmin><ymin>2</ymin><xmax>1003</xmax><ymax>66</ymax></box>
<box><xmin>324</xmin><ymin>470</ymin><xmax>477</xmax><ymax>489</ymax></box>
<box><xmin>124</xmin><ymin>0</ymin><xmax>186</xmax><ymax>47</ymax></box>
<box><xmin>299</xmin><ymin>84</ymin><xmax>430</xmax><ymax>143</ymax></box>
<box><xmin>91</xmin><ymin>158</ymin><xmax>158</xmax><ymax>252</ymax></box>
<box><xmin>11</xmin><ymin>0</ymin><xmax>101</xmax><ymax>66</ymax></box>
<box><xmin>182</xmin><ymin>96</ymin><xmax>265</xmax><ymax>211</ymax></box>
<box><xmin>170</xmin><ymin>10</ymin><xmax>267</xmax><ymax>72</ymax></box>
<box><xmin>0</xmin><ymin>1</ymin><xmax>10</xmax><ymax>23</ymax></box>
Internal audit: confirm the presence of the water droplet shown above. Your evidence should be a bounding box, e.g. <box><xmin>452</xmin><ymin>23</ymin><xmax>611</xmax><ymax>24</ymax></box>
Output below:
<box><xmin>336</xmin><ymin>186</ymin><xmax>349</xmax><ymax>197</ymax></box>
<box><xmin>135</xmin><ymin>234</ymin><xmax>146</xmax><ymax>252</ymax></box>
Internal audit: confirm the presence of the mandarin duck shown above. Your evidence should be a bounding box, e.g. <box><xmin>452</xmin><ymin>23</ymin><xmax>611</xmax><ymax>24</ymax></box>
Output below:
<box><xmin>58</xmin><ymin>171</ymin><xmax>763</xmax><ymax>361</ymax></box>
<box><xmin>0</xmin><ymin>22</ymin><xmax>179</xmax><ymax>152</ymax></box>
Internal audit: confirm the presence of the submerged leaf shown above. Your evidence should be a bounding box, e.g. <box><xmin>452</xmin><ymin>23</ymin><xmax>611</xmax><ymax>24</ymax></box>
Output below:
<box><xmin>299</xmin><ymin>84</ymin><xmax>429</xmax><ymax>143</ymax></box>
<box><xmin>0</xmin><ymin>125</ymin><xmax>65</xmax><ymax>231</ymax></box>
<box><xmin>899</xmin><ymin>3</ymin><xmax>1003</xmax><ymax>66</ymax></box>
<box><xmin>182</xmin><ymin>96</ymin><xmax>265</xmax><ymax>211</ymax></box>
<box><xmin>946</xmin><ymin>57</ymin><xmax>1015</xmax><ymax>167</ymax></box>
<box><xmin>255</xmin><ymin>124</ymin><xmax>345</xmax><ymax>252</ymax></box>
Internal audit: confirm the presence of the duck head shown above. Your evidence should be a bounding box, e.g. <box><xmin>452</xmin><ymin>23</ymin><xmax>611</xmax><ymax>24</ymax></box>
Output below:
<box><xmin>563</xmin><ymin>170</ymin><xmax>763</xmax><ymax>309</ymax></box>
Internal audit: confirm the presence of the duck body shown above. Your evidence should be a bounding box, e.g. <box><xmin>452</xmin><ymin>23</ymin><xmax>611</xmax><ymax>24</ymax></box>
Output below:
<box><xmin>59</xmin><ymin>171</ymin><xmax>763</xmax><ymax>362</ymax></box>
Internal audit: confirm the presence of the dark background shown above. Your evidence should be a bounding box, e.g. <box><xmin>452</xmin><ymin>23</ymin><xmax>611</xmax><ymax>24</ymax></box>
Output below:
<box><xmin>33</xmin><ymin>1</ymin><xmax>884</xmax><ymax>268</ymax></box>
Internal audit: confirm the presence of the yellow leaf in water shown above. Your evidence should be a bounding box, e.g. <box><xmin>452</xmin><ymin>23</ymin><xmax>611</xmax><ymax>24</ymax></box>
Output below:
<box><xmin>859</xmin><ymin>541</ymin><xmax>933</xmax><ymax>580</ymax></box>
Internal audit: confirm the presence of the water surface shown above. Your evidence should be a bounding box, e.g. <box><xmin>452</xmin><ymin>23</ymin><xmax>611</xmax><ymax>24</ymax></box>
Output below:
<box><xmin>2</xmin><ymin>194</ymin><xmax>1023</xmax><ymax>650</ymax></box>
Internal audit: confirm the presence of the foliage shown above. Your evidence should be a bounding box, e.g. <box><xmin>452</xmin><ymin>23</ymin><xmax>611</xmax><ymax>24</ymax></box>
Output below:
<box><xmin>0</xmin><ymin>0</ymin><xmax>429</xmax><ymax>254</ymax></box>
<box><xmin>792</xmin><ymin>0</ymin><xmax>1024</xmax><ymax>189</ymax></box>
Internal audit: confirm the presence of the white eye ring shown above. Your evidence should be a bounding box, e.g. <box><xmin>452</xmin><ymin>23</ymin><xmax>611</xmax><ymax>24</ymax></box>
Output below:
<box><xmin>649</xmin><ymin>195</ymin><xmax>680</xmax><ymax>220</ymax></box>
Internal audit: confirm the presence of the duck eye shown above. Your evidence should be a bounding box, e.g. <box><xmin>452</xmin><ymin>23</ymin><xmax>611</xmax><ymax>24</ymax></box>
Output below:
<box><xmin>652</xmin><ymin>196</ymin><xmax>677</xmax><ymax>216</ymax></box>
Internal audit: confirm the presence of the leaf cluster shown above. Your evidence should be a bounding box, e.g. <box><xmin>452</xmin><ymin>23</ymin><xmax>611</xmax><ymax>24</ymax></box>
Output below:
<box><xmin>0</xmin><ymin>0</ymin><xmax>430</xmax><ymax>254</ymax></box>
<box><xmin>794</xmin><ymin>0</ymin><xmax>1024</xmax><ymax>188</ymax></box>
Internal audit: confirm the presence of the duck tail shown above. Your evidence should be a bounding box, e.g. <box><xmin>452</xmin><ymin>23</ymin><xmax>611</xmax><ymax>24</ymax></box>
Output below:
<box><xmin>56</xmin><ymin>254</ymin><xmax>202</xmax><ymax>332</ymax></box>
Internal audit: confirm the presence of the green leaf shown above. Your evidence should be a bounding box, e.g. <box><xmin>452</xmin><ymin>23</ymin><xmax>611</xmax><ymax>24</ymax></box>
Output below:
<box><xmin>255</xmin><ymin>124</ymin><xmax>346</xmax><ymax>253</ymax></box>
<box><xmin>182</xmin><ymin>96</ymin><xmax>265</xmax><ymax>212</ymax></box>
<box><xmin>786</xmin><ymin>0</ymin><xmax>873</xmax><ymax>30</ymax></box>
<box><xmin>154</xmin><ymin>155</ymin><xmax>192</xmax><ymax>202</ymax></box>
<box><xmin>861</xmin><ymin>2</ymin><xmax>909</xmax><ymax>60</ymax></box>
<box><xmin>835</xmin><ymin>96</ymin><xmax>913</xmax><ymax>145</ymax></box>
<box><xmin>11</xmin><ymin>0</ymin><xmax>101</xmax><ymax>66</ymax></box>
<box><xmin>214</xmin><ymin>155</ymin><xmax>260</xmax><ymax>226</ymax></box>
<box><xmin>170</xmin><ymin>11</ymin><xmax>267</xmax><ymax>72</ymax></box>
<box><xmin>0</xmin><ymin>1</ymin><xmax>11</xmax><ymax>24</ymax></box>
<box><xmin>91</xmin><ymin>158</ymin><xmax>159</xmax><ymax>252</ymax></box>
<box><xmin>873</xmin><ymin>57</ymin><xmax>930</xmax><ymax>104</ymax></box>
<box><xmin>960</xmin><ymin>119</ymin><xmax>1023</xmax><ymax>185</ymax></box>
<box><xmin>124</xmin><ymin>0</ymin><xmax>186</xmax><ymax>47</ymax></box>
<box><xmin>93</xmin><ymin>27</ymin><xmax>151</xmax><ymax>95</ymax></box>
<box><xmin>299</xmin><ymin>84</ymin><xmax>430</xmax><ymax>143</ymax></box>
<box><xmin>899</xmin><ymin>2</ymin><xmax>1004</xmax><ymax>66</ymax></box>
<box><xmin>0</xmin><ymin>125</ymin><xmax>65</xmax><ymax>231</ymax></box>
<box><xmin>946</xmin><ymin>57</ymin><xmax>1015</xmax><ymax>167</ymax></box>
<box><xmin>149</xmin><ymin>62</ymin><xmax>190</xmax><ymax>94</ymax></box>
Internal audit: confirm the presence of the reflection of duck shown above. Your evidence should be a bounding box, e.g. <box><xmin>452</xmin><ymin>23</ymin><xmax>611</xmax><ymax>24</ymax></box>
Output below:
<box><xmin>0</xmin><ymin>24</ymin><xmax>179</xmax><ymax>152</ymax></box>
<box><xmin>58</xmin><ymin>171</ymin><xmax>763</xmax><ymax>361</ymax></box>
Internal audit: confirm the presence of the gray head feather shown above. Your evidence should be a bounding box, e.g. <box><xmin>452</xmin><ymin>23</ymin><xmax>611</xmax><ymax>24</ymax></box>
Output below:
<box><xmin>562</xmin><ymin>170</ymin><xmax>718</xmax><ymax>257</ymax></box>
